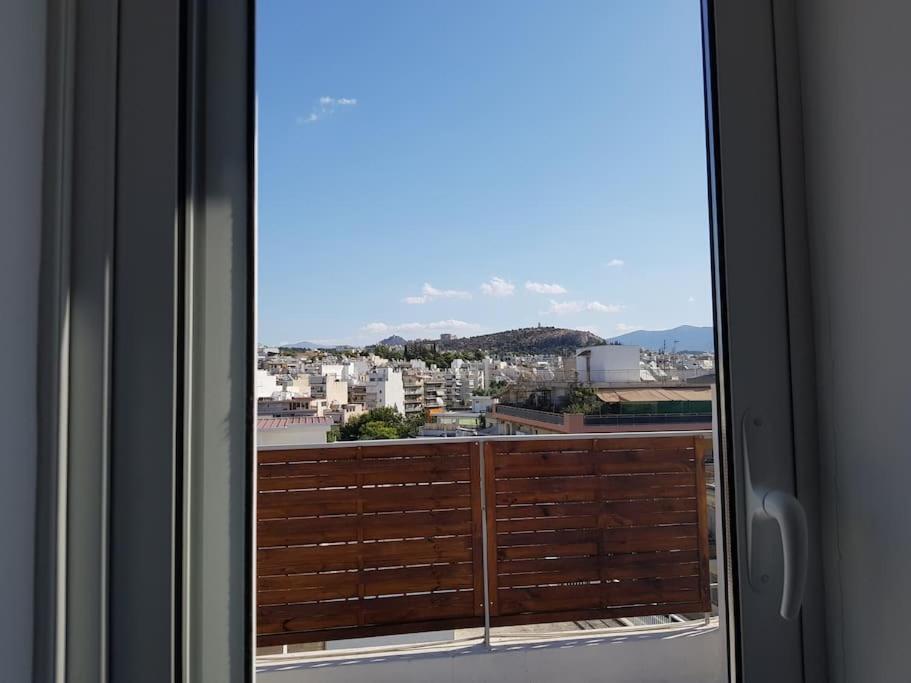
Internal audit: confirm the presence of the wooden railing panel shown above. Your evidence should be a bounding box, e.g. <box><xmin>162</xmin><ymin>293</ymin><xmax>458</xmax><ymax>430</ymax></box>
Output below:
<box><xmin>256</xmin><ymin>441</ymin><xmax>484</xmax><ymax>646</ymax></box>
<box><xmin>487</xmin><ymin>436</ymin><xmax>712</xmax><ymax>628</ymax></box>
<box><xmin>256</xmin><ymin>434</ymin><xmax>713</xmax><ymax>647</ymax></box>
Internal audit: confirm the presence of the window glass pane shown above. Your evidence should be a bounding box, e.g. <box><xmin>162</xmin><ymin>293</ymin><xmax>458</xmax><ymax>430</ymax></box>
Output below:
<box><xmin>256</xmin><ymin>2</ymin><xmax>727</xmax><ymax>680</ymax></box>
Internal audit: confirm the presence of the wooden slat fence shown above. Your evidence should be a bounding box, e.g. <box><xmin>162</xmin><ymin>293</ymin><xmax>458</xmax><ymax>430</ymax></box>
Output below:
<box><xmin>257</xmin><ymin>441</ymin><xmax>484</xmax><ymax>646</ymax></box>
<box><xmin>257</xmin><ymin>435</ymin><xmax>711</xmax><ymax>647</ymax></box>
<box><xmin>487</xmin><ymin>436</ymin><xmax>712</xmax><ymax>627</ymax></box>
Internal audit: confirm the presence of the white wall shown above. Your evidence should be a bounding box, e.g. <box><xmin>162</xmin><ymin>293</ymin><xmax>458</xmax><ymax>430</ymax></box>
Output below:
<box><xmin>0</xmin><ymin>1</ymin><xmax>45</xmax><ymax>680</ymax></box>
<box><xmin>797</xmin><ymin>2</ymin><xmax>911</xmax><ymax>681</ymax></box>
<box><xmin>257</xmin><ymin>425</ymin><xmax>331</xmax><ymax>447</ymax></box>
<box><xmin>576</xmin><ymin>345</ymin><xmax>640</xmax><ymax>383</ymax></box>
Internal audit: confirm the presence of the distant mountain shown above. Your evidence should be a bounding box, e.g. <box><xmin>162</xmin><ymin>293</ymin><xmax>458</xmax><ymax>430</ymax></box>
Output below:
<box><xmin>608</xmin><ymin>325</ymin><xmax>714</xmax><ymax>352</ymax></box>
<box><xmin>284</xmin><ymin>341</ymin><xmax>340</xmax><ymax>350</ymax></box>
<box><xmin>377</xmin><ymin>335</ymin><xmax>408</xmax><ymax>347</ymax></box>
<box><xmin>431</xmin><ymin>326</ymin><xmax>605</xmax><ymax>355</ymax></box>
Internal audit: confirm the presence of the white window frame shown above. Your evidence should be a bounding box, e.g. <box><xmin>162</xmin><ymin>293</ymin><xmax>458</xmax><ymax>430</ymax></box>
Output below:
<box><xmin>33</xmin><ymin>0</ymin><xmax>827</xmax><ymax>681</ymax></box>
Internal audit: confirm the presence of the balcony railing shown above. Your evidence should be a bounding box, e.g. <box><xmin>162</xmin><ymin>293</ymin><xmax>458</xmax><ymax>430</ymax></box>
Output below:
<box><xmin>493</xmin><ymin>404</ymin><xmax>564</xmax><ymax>424</ymax></box>
<box><xmin>257</xmin><ymin>432</ymin><xmax>712</xmax><ymax>648</ymax></box>
<box><xmin>583</xmin><ymin>413</ymin><xmax>713</xmax><ymax>427</ymax></box>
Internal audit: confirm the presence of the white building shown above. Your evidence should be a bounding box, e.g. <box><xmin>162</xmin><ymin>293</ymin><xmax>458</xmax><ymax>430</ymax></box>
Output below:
<box><xmin>471</xmin><ymin>395</ymin><xmax>499</xmax><ymax>413</ymax></box>
<box><xmin>575</xmin><ymin>344</ymin><xmax>641</xmax><ymax>384</ymax></box>
<box><xmin>255</xmin><ymin>368</ymin><xmax>281</xmax><ymax>399</ymax></box>
<box><xmin>308</xmin><ymin>372</ymin><xmax>348</xmax><ymax>407</ymax></box>
<box><xmin>365</xmin><ymin>367</ymin><xmax>405</xmax><ymax>414</ymax></box>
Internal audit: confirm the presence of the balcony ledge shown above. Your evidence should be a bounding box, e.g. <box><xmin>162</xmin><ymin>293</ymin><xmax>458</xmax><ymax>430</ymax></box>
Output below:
<box><xmin>257</xmin><ymin>620</ymin><xmax>724</xmax><ymax>683</ymax></box>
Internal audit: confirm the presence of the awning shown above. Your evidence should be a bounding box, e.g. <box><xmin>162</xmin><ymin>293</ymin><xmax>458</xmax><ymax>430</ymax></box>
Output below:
<box><xmin>594</xmin><ymin>387</ymin><xmax>712</xmax><ymax>403</ymax></box>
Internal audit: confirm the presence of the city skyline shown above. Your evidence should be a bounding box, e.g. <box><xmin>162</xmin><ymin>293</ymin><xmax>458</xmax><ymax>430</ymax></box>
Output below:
<box><xmin>257</xmin><ymin>1</ymin><xmax>712</xmax><ymax>346</ymax></box>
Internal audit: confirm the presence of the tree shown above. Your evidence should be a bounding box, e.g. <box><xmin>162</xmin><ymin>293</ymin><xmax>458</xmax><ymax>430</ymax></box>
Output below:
<box><xmin>562</xmin><ymin>386</ymin><xmax>603</xmax><ymax>415</ymax></box>
<box><xmin>338</xmin><ymin>406</ymin><xmax>423</xmax><ymax>441</ymax></box>
<box><xmin>359</xmin><ymin>421</ymin><xmax>399</xmax><ymax>440</ymax></box>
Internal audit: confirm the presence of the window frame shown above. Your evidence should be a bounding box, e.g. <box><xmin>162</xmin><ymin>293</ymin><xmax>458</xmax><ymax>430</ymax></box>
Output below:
<box><xmin>34</xmin><ymin>0</ymin><xmax>827</xmax><ymax>681</ymax></box>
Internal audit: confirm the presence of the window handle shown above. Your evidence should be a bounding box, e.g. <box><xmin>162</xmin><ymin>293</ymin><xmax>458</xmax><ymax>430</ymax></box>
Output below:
<box><xmin>742</xmin><ymin>412</ymin><xmax>808</xmax><ymax>620</ymax></box>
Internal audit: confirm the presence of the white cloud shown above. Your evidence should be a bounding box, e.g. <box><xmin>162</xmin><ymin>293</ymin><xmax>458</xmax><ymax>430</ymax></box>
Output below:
<box><xmin>402</xmin><ymin>282</ymin><xmax>471</xmax><ymax>304</ymax></box>
<box><xmin>480</xmin><ymin>276</ymin><xmax>515</xmax><ymax>297</ymax></box>
<box><xmin>298</xmin><ymin>95</ymin><xmax>358</xmax><ymax>124</ymax></box>
<box><xmin>587</xmin><ymin>301</ymin><xmax>623</xmax><ymax>313</ymax></box>
<box><xmin>541</xmin><ymin>300</ymin><xmax>623</xmax><ymax>315</ymax></box>
<box><xmin>688</xmin><ymin>296</ymin><xmax>696</xmax><ymax>303</ymax></box>
<box><xmin>361</xmin><ymin>320</ymin><xmax>481</xmax><ymax>336</ymax></box>
<box><xmin>615</xmin><ymin>323</ymin><xmax>639</xmax><ymax>333</ymax></box>
<box><xmin>606</xmin><ymin>258</ymin><xmax>625</xmax><ymax>267</ymax></box>
<box><xmin>525</xmin><ymin>281</ymin><xmax>568</xmax><ymax>295</ymax></box>
<box><xmin>422</xmin><ymin>283</ymin><xmax>471</xmax><ymax>299</ymax></box>
<box><xmin>542</xmin><ymin>300</ymin><xmax>585</xmax><ymax>315</ymax></box>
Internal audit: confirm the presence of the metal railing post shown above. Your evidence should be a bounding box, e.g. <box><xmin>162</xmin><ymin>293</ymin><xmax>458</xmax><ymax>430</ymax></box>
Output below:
<box><xmin>477</xmin><ymin>437</ymin><xmax>492</xmax><ymax>648</ymax></box>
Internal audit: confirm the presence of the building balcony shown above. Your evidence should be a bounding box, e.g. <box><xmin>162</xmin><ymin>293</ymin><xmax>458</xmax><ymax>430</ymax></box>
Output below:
<box><xmin>256</xmin><ymin>432</ymin><xmax>719</xmax><ymax>682</ymax></box>
<box><xmin>492</xmin><ymin>404</ymin><xmax>713</xmax><ymax>434</ymax></box>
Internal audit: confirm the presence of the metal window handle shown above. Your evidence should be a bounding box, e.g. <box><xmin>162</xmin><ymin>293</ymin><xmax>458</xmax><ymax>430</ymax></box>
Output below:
<box><xmin>742</xmin><ymin>412</ymin><xmax>809</xmax><ymax>620</ymax></box>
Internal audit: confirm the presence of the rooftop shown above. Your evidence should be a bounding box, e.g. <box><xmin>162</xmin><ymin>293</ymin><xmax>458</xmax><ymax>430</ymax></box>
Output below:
<box><xmin>257</xmin><ymin>416</ymin><xmax>334</xmax><ymax>430</ymax></box>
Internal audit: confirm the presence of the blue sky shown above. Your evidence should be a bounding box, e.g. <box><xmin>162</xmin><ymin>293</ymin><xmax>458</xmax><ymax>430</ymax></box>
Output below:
<box><xmin>257</xmin><ymin>1</ymin><xmax>711</xmax><ymax>346</ymax></box>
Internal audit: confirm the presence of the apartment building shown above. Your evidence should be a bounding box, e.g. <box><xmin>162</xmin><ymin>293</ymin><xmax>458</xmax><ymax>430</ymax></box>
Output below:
<box><xmin>402</xmin><ymin>372</ymin><xmax>425</xmax><ymax>417</ymax></box>
<box><xmin>422</xmin><ymin>375</ymin><xmax>446</xmax><ymax>413</ymax></box>
<box><xmin>307</xmin><ymin>372</ymin><xmax>347</xmax><ymax>407</ymax></box>
<box><xmin>365</xmin><ymin>367</ymin><xmax>405</xmax><ymax>414</ymax></box>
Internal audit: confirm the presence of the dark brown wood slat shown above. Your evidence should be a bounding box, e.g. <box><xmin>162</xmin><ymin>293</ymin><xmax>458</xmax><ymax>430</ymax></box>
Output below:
<box><xmin>259</xmin><ymin>454</ymin><xmax>470</xmax><ymax>479</ymax></box>
<box><xmin>360</xmin><ymin>591</ymin><xmax>475</xmax><ymax>625</ymax></box>
<box><xmin>497</xmin><ymin>514</ymin><xmax>599</xmax><ymax>534</ymax></box>
<box><xmin>491</xmin><ymin>439</ymin><xmax>596</xmax><ymax>454</ymax></box>
<box><xmin>361</xmin><ymin>509</ymin><xmax>474</xmax><ymax>540</ymax></box>
<box><xmin>355</xmin><ymin>442</ymin><xmax>473</xmax><ymax>459</ymax></box>
<box><xmin>498</xmin><ymin>583</ymin><xmax>602</xmax><ymax>613</ymax></box>
<box><xmin>257</xmin><ymin>570</ymin><xmax>358</xmax><ymax>592</ymax></box>
<box><xmin>496</xmin><ymin>550</ymin><xmax>699</xmax><ymax>576</ymax></box>
<box><xmin>602</xmin><ymin>536</ymin><xmax>700</xmax><ymax>554</ymax></box>
<box><xmin>258</xmin><ymin>516</ymin><xmax>359</xmax><ymax>546</ymax></box>
<box><xmin>498</xmin><ymin>576</ymin><xmax>701</xmax><ymax>614</ymax></box>
<box><xmin>258</xmin><ymin>601</ymin><xmax>360</xmax><ymax>634</ymax></box>
<box><xmin>602</xmin><ymin>575</ymin><xmax>701</xmax><ymax>604</ymax></box>
<box><xmin>361</xmin><ymin>563</ymin><xmax>474</xmax><ymax>596</ymax></box>
<box><xmin>360</xmin><ymin>484</ymin><xmax>472</xmax><ymax>513</ymax></box>
<box><xmin>601</xmin><ymin>523</ymin><xmax>697</xmax><ymax>542</ymax></box>
<box><xmin>499</xmin><ymin>560</ymin><xmax>700</xmax><ymax>588</ymax></box>
<box><xmin>591</xmin><ymin>436</ymin><xmax>700</xmax><ymax>451</ymax></box>
<box><xmin>258</xmin><ymin>536</ymin><xmax>473</xmax><ymax>575</ymax></box>
<box><xmin>258</xmin><ymin>447</ymin><xmax>361</xmax><ymax>464</ymax></box>
<box><xmin>496</xmin><ymin>487</ymin><xmax>692</xmax><ymax>506</ymax></box>
<box><xmin>257</xmin><ymin>467</ymin><xmax>471</xmax><ymax>492</ymax></box>
<box><xmin>498</xmin><ymin>562</ymin><xmax>602</xmax><ymax>587</ymax></box>
<box><xmin>602</xmin><ymin>510</ymin><xmax>698</xmax><ymax>528</ymax></box>
<box><xmin>258</xmin><ymin>544</ymin><xmax>360</xmax><ymax>575</ymax></box>
<box><xmin>258</xmin><ymin>577</ymin><xmax>360</xmax><ymax>606</ymax></box>
<box><xmin>496</xmin><ymin>528</ymin><xmax>600</xmax><ymax>548</ymax></box>
<box><xmin>495</xmin><ymin>499</ymin><xmax>697</xmax><ymax>521</ymax></box>
<box><xmin>259</xmin><ymin>483</ymin><xmax>472</xmax><ymax>516</ymax></box>
<box><xmin>495</xmin><ymin>450</ymin><xmax>696</xmax><ymax>478</ymax></box>
<box><xmin>257</xmin><ymin>512</ymin><xmax>475</xmax><ymax>547</ymax></box>
<box><xmin>495</xmin><ymin>472</ymin><xmax>695</xmax><ymax>497</ymax></box>
<box><xmin>497</xmin><ymin>541</ymin><xmax>599</xmax><ymax>562</ymax></box>
<box><xmin>257</xmin><ymin>499</ymin><xmax>359</xmax><ymax>520</ymax></box>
